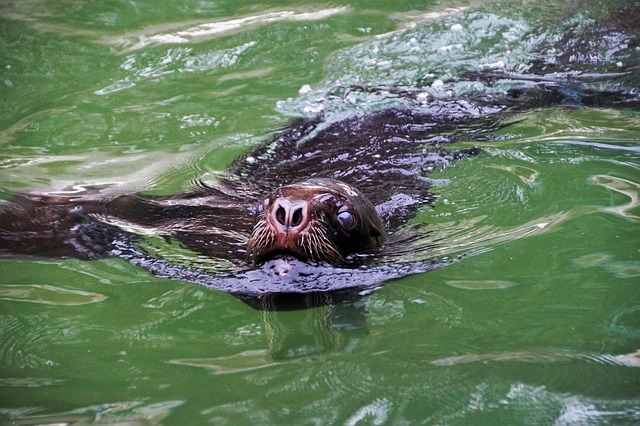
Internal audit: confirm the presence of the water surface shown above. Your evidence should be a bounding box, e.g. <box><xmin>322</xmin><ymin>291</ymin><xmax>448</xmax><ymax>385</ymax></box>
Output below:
<box><xmin>1</xmin><ymin>0</ymin><xmax>639</xmax><ymax>424</ymax></box>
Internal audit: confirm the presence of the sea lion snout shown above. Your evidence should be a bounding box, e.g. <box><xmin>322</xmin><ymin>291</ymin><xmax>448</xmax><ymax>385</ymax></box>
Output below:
<box><xmin>271</xmin><ymin>198</ymin><xmax>309</xmax><ymax>233</ymax></box>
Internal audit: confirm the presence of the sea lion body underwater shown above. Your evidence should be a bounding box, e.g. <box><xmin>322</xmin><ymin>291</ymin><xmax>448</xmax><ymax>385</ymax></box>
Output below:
<box><xmin>0</xmin><ymin>3</ymin><xmax>639</xmax><ymax>302</ymax></box>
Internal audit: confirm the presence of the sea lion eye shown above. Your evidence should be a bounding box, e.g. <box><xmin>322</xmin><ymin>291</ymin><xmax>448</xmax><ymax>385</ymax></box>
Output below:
<box><xmin>337</xmin><ymin>209</ymin><xmax>357</xmax><ymax>231</ymax></box>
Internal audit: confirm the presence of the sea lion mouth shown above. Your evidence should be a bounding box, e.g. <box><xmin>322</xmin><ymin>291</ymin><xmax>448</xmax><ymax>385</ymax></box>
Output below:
<box><xmin>247</xmin><ymin>212</ymin><xmax>345</xmax><ymax>265</ymax></box>
<box><xmin>254</xmin><ymin>248</ymin><xmax>308</xmax><ymax>263</ymax></box>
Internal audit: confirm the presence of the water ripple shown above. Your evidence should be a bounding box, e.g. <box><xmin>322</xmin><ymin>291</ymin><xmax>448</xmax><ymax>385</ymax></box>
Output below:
<box><xmin>96</xmin><ymin>42</ymin><xmax>258</xmax><ymax>95</ymax></box>
<box><xmin>445</xmin><ymin>280</ymin><xmax>518</xmax><ymax>290</ymax></box>
<box><xmin>424</xmin><ymin>212</ymin><xmax>572</xmax><ymax>259</ymax></box>
<box><xmin>590</xmin><ymin>174</ymin><xmax>640</xmax><ymax>220</ymax></box>
<box><xmin>345</xmin><ymin>397</ymin><xmax>391</xmax><ymax>426</ymax></box>
<box><xmin>168</xmin><ymin>350</ymin><xmax>278</xmax><ymax>375</ymax></box>
<box><xmin>0</xmin><ymin>377</ymin><xmax>67</xmax><ymax>388</ymax></box>
<box><xmin>0</xmin><ymin>315</ymin><xmax>57</xmax><ymax>369</ymax></box>
<box><xmin>3</xmin><ymin>400</ymin><xmax>184</xmax><ymax>424</ymax></box>
<box><xmin>431</xmin><ymin>348</ymin><xmax>640</xmax><ymax>368</ymax></box>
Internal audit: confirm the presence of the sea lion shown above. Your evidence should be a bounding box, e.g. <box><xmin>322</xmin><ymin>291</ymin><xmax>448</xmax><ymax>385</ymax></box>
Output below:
<box><xmin>0</xmin><ymin>80</ymin><xmax>636</xmax><ymax>286</ymax></box>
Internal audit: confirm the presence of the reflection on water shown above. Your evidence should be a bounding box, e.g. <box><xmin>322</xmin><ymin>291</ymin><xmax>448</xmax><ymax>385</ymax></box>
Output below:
<box><xmin>591</xmin><ymin>174</ymin><xmax>640</xmax><ymax>220</ymax></box>
<box><xmin>445</xmin><ymin>279</ymin><xmax>517</xmax><ymax>290</ymax></box>
<box><xmin>483</xmin><ymin>383</ymin><xmax>640</xmax><ymax>425</ymax></box>
<box><xmin>0</xmin><ymin>284</ymin><xmax>106</xmax><ymax>305</ymax></box>
<box><xmin>0</xmin><ymin>377</ymin><xmax>66</xmax><ymax>388</ymax></box>
<box><xmin>0</xmin><ymin>399</ymin><xmax>185</xmax><ymax>425</ymax></box>
<box><xmin>169</xmin><ymin>302</ymin><xmax>365</xmax><ymax>373</ymax></box>
<box><xmin>431</xmin><ymin>348</ymin><xmax>640</xmax><ymax>368</ymax></box>
<box><xmin>345</xmin><ymin>397</ymin><xmax>391</xmax><ymax>426</ymax></box>
<box><xmin>574</xmin><ymin>252</ymin><xmax>640</xmax><ymax>279</ymax></box>
<box><xmin>424</xmin><ymin>212</ymin><xmax>571</xmax><ymax>259</ymax></box>
<box><xmin>101</xmin><ymin>7</ymin><xmax>349</xmax><ymax>53</ymax></box>
<box><xmin>169</xmin><ymin>350</ymin><xmax>279</xmax><ymax>374</ymax></box>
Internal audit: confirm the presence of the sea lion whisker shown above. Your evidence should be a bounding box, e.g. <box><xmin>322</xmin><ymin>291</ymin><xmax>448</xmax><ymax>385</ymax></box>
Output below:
<box><xmin>301</xmin><ymin>219</ymin><xmax>344</xmax><ymax>263</ymax></box>
<box><xmin>247</xmin><ymin>220</ymin><xmax>277</xmax><ymax>260</ymax></box>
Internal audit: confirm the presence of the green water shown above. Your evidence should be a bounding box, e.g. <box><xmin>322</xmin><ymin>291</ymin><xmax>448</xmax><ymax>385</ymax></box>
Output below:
<box><xmin>1</xmin><ymin>0</ymin><xmax>639</xmax><ymax>424</ymax></box>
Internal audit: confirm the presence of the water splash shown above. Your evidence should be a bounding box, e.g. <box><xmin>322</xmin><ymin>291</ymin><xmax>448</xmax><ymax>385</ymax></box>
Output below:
<box><xmin>277</xmin><ymin>7</ymin><xmax>562</xmax><ymax>119</ymax></box>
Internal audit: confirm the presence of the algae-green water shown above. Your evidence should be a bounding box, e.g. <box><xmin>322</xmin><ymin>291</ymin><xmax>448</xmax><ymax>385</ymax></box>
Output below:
<box><xmin>1</xmin><ymin>0</ymin><xmax>639</xmax><ymax>424</ymax></box>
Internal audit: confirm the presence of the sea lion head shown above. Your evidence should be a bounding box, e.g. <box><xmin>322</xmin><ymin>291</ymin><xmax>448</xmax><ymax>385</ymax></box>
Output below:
<box><xmin>247</xmin><ymin>178</ymin><xmax>386</xmax><ymax>264</ymax></box>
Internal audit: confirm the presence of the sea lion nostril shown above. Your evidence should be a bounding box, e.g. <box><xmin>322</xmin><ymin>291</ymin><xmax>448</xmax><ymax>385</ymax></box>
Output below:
<box><xmin>291</xmin><ymin>207</ymin><xmax>303</xmax><ymax>227</ymax></box>
<box><xmin>275</xmin><ymin>205</ymin><xmax>287</xmax><ymax>226</ymax></box>
<box><xmin>273</xmin><ymin>199</ymin><xmax>306</xmax><ymax>228</ymax></box>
